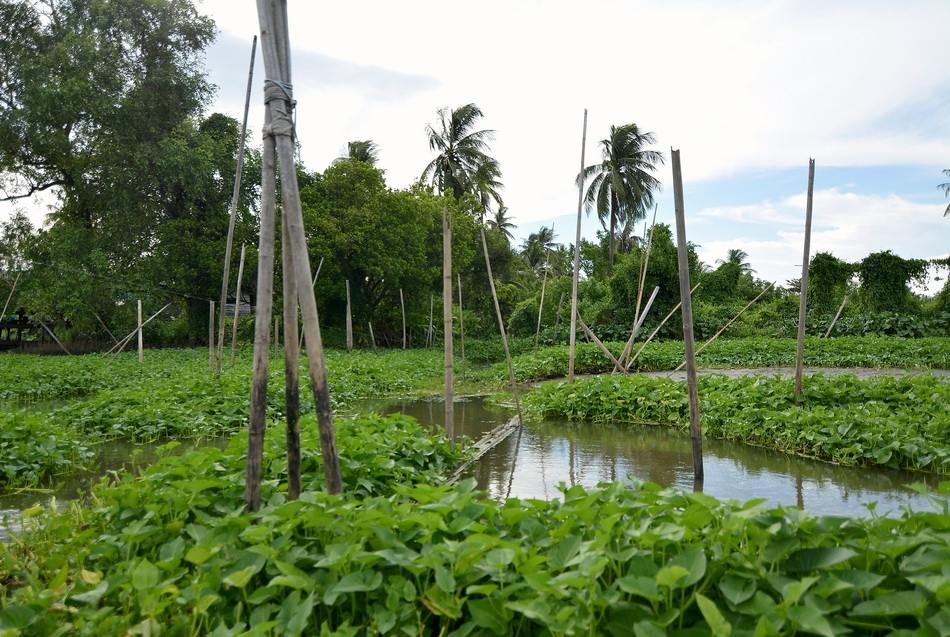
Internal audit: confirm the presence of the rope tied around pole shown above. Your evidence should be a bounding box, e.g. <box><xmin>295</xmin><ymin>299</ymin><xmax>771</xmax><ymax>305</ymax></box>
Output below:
<box><xmin>262</xmin><ymin>79</ymin><xmax>296</xmax><ymax>139</ymax></box>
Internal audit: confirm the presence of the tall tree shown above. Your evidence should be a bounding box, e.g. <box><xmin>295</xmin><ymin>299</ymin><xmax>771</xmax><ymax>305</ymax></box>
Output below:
<box><xmin>579</xmin><ymin>123</ymin><xmax>663</xmax><ymax>270</ymax></box>
<box><xmin>340</xmin><ymin>140</ymin><xmax>379</xmax><ymax>165</ymax></box>
<box><xmin>940</xmin><ymin>169</ymin><xmax>950</xmax><ymax>216</ymax></box>
<box><xmin>718</xmin><ymin>248</ymin><xmax>754</xmax><ymax>274</ymax></box>
<box><xmin>421</xmin><ymin>103</ymin><xmax>499</xmax><ymax>203</ymax></box>
<box><xmin>488</xmin><ymin>206</ymin><xmax>516</xmax><ymax>241</ymax></box>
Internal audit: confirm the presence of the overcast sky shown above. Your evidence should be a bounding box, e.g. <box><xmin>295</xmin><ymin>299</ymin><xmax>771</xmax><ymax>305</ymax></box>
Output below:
<box><xmin>8</xmin><ymin>0</ymin><xmax>950</xmax><ymax>289</ymax></box>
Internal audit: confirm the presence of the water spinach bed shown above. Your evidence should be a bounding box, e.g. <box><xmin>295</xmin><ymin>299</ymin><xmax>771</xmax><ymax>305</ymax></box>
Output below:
<box><xmin>0</xmin><ymin>340</ymin><xmax>949</xmax><ymax>634</ymax></box>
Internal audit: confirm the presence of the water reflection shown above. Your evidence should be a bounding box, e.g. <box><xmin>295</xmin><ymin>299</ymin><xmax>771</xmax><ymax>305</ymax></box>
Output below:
<box><xmin>367</xmin><ymin>396</ymin><xmax>938</xmax><ymax>518</ymax></box>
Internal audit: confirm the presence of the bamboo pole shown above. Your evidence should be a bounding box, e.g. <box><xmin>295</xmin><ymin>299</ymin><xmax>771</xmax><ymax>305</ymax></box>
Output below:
<box><xmin>671</xmin><ymin>282</ymin><xmax>775</xmax><ymax>373</ymax></box>
<box><xmin>92</xmin><ymin>311</ymin><xmax>118</xmax><ymax>345</ymax></box>
<box><xmin>426</xmin><ymin>294</ymin><xmax>434</xmax><ymax>348</ymax></box>
<box><xmin>217</xmin><ymin>35</ymin><xmax>257</xmax><ymax>375</ymax></box>
<box><xmin>457</xmin><ymin>272</ymin><xmax>465</xmax><ymax>363</ymax></box>
<box><xmin>480</xmin><ymin>226</ymin><xmax>523</xmax><ymax>426</ymax></box>
<box><xmin>578</xmin><ymin>315</ymin><xmax>622</xmax><ymax>370</ymax></box>
<box><xmin>37</xmin><ymin>319</ymin><xmax>70</xmax><ymax>355</ymax></box>
<box><xmin>671</xmin><ymin>149</ymin><xmax>703</xmax><ymax>482</ymax></box>
<box><xmin>535</xmin><ymin>265</ymin><xmax>547</xmax><ymax>350</ymax></box>
<box><xmin>254</xmin><ymin>0</ymin><xmax>342</xmax><ymax>504</ymax></box>
<box><xmin>0</xmin><ymin>271</ymin><xmax>20</xmax><ymax>324</ymax></box>
<box><xmin>399</xmin><ymin>288</ymin><xmax>406</xmax><ymax>349</ymax></box>
<box><xmin>625</xmin><ymin>283</ymin><xmax>701</xmax><ymax>372</ymax></box>
<box><xmin>824</xmin><ymin>294</ymin><xmax>848</xmax><ymax>338</ymax></box>
<box><xmin>569</xmin><ymin>109</ymin><xmax>588</xmax><ymax>382</ymax></box>
<box><xmin>617</xmin><ymin>285</ymin><xmax>660</xmax><ymax>367</ymax></box>
<box><xmin>281</xmin><ymin>214</ymin><xmax>301</xmax><ymax>500</ymax></box>
<box><xmin>208</xmin><ymin>300</ymin><xmax>215</xmax><ymax>373</ymax></box>
<box><xmin>633</xmin><ymin>206</ymin><xmax>658</xmax><ymax>329</ymax></box>
<box><xmin>552</xmin><ymin>291</ymin><xmax>565</xmax><ymax>338</ymax></box>
<box><xmin>794</xmin><ymin>159</ymin><xmax>815</xmax><ymax>404</ymax></box>
<box><xmin>442</xmin><ymin>206</ymin><xmax>454</xmax><ymax>434</ymax></box>
<box><xmin>345</xmin><ymin>279</ymin><xmax>353</xmax><ymax>351</ymax></box>
<box><xmin>368</xmin><ymin>321</ymin><xmax>376</xmax><ymax>350</ymax></box>
<box><xmin>298</xmin><ymin>255</ymin><xmax>323</xmax><ymax>348</ymax></box>
<box><xmin>106</xmin><ymin>303</ymin><xmax>172</xmax><ymax>355</ymax></box>
<box><xmin>230</xmin><ymin>243</ymin><xmax>247</xmax><ymax>367</ymax></box>
<box><xmin>137</xmin><ymin>299</ymin><xmax>143</xmax><ymax>364</ymax></box>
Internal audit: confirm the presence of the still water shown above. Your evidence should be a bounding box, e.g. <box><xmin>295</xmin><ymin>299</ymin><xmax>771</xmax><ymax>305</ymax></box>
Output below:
<box><xmin>362</xmin><ymin>395</ymin><xmax>940</xmax><ymax>518</ymax></box>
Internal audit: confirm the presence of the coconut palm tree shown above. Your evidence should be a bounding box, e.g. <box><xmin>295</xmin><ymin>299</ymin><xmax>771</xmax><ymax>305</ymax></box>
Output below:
<box><xmin>337</xmin><ymin>140</ymin><xmax>379</xmax><ymax>165</ymax></box>
<box><xmin>488</xmin><ymin>206</ymin><xmax>516</xmax><ymax>241</ymax></box>
<box><xmin>940</xmin><ymin>169</ymin><xmax>950</xmax><ymax>216</ymax></box>
<box><xmin>521</xmin><ymin>225</ymin><xmax>556</xmax><ymax>269</ymax></box>
<box><xmin>473</xmin><ymin>158</ymin><xmax>504</xmax><ymax>217</ymax></box>
<box><xmin>718</xmin><ymin>248</ymin><xmax>754</xmax><ymax>274</ymax></box>
<box><xmin>578</xmin><ymin>123</ymin><xmax>663</xmax><ymax>271</ymax></box>
<box><xmin>421</xmin><ymin>104</ymin><xmax>500</xmax><ymax>204</ymax></box>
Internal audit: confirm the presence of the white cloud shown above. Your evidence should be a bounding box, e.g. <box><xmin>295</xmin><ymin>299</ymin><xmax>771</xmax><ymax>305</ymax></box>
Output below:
<box><xmin>696</xmin><ymin>189</ymin><xmax>949</xmax><ymax>293</ymax></box>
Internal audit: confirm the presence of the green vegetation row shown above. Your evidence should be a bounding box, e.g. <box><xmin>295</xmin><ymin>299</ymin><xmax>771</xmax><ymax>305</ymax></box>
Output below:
<box><xmin>477</xmin><ymin>336</ymin><xmax>950</xmax><ymax>384</ymax></box>
<box><xmin>525</xmin><ymin>373</ymin><xmax>950</xmax><ymax>474</ymax></box>
<box><xmin>2</xmin><ymin>415</ymin><xmax>949</xmax><ymax>635</ymax></box>
<box><xmin>0</xmin><ymin>348</ymin><xmax>449</xmax><ymax>488</ymax></box>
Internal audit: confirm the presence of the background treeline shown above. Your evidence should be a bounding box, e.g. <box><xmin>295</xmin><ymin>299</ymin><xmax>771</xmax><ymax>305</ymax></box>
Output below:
<box><xmin>0</xmin><ymin>0</ymin><xmax>946</xmax><ymax>350</ymax></box>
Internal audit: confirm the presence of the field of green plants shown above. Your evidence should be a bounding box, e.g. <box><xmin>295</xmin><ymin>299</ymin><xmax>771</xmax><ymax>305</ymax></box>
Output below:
<box><xmin>1</xmin><ymin>338</ymin><xmax>949</xmax><ymax>635</ymax></box>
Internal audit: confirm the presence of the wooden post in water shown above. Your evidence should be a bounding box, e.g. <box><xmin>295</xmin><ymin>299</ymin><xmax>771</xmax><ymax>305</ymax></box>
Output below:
<box><xmin>137</xmin><ymin>299</ymin><xmax>143</xmax><ymax>364</ymax></box>
<box><xmin>671</xmin><ymin>149</ymin><xmax>703</xmax><ymax>483</ymax></box>
<box><xmin>794</xmin><ymin>159</ymin><xmax>815</xmax><ymax>405</ymax></box>
<box><xmin>216</xmin><ymin>35</ymin><xmax>257</xmax><ymax>374</ymax></box>
<box><xmin>824</xmin><ymin>294</ymin><xmax>848</xmax><ymax>338</ymax></box>
<box><xmin>281</xmin><ymin>215</ymin><xmax>301</xmax><ymax>500</ymax></box>
<box><xmin>457</xmin><ymin>272</ymin><xmax>465</xmax><ymax>363</ymax></box>
<box><xmin>568</xmin><ymin>108</ymin><xmax>588</xmax><ymax>382</ymax></box>
<box><xmin>208</xmin><ymin>300</ymin><xmax>215</xmax><ymax>373</ymax></box>
<box><xmin>345</xmin><ymin>279</ymin><xmax>353</xmax><ymax>351</ymax></box>
<box><xmin>230</xmin><ymin>243</ymin><xmax>247</xmax><ymax>367</ymax></box>
<box><xmin>248</xmin><ymin>0</ymin><xmax>343</xmax><ymax>510</ymax></box>
<box><xmin>442</xmin><ymin>206</ymin><xmax>454</xmax><ymax>434</ymax></box>
<box><xmin>480</xmin><ymin>226</ymin><xmax>523</xmax><ymax>426</ymax></box>
<box><xmin>399</xmin><ymin>288</ymin><xmax>407</xmax><ymax>349</ymax></box>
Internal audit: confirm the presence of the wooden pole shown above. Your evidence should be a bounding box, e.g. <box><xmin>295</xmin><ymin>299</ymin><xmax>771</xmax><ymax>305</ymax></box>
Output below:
<box><xmin>92</xmin><ymin>311</ymin><xmax>118</xmax><ymax>345</ymax></box>
<box><xmin>230</xmin><ymin>243</ymin><xmax>247</xmax><ymax>367</ymax></box>
<box><xmin>457</xmin><ymin>272</ymin><xmax>465</xmax><ymax>363</ymax></box>
<box><xmin>345</xmin><ymin>279</ymin><xmax>353</xmax><ymax>351</ymax></box>
<box><xmin>256</xmin><ymin>0</ymin><xmax>342</xmax><ymax>502</ymax></box>
<box><xmin>625</xmin><ymin>283</ymin><xmax>701</xmax><ymax>372</ymax></box>
<box><xmin>37</xmin><ymin>319</ymin><xmax>70</xmax><ymax>355</ymax></box>
<box><xmin>0</xmin><ymin>271</ymin><xmax>20</xmax><ymax>325</ymax></box>
<box><xmin>578</xmin><ymin>315</ymin><xmax>623</xmax><ymax>370</ymax></box>
<box><xmin>671</xmin><ymin>148</ymin><xmax>703</xmax><ymax>482</ymax></box>
<box><xmin>399</xmin><ymin>288</ymin><xmax>406</xmax><ymax>349</ymax></box>
<box><xmin>617</xmin><ymin>285</ymin><xmax>660</xmax><ymax>367</ymax></box>
<box><xmin>368</xmin><ymin>321</ymin><xmax>376</xmax><ymax>350</ymax></box>
<box><xmin>137</xmin><ymin>299</ymin><xmax>143</xmax><ymax>364</ymax></box>
<box><xmin>824</xmin><ymin>294</ymin><xmax>848</xmax><ymax>338</ymax></box>
<box><xmin>298</xmin><ymin>255</ymin><xmax>323</xmax><ymax>348</ymax></box>
<box><xmin>281</xmin><ymin>213</ymin><xmax>301</xmax><ymax>500</ymax></box>
<box><xmin>217</xmin><ymin>35</ymin><xmax>257</xmax><ymax>375</ymax></box>
<box><xmin>633</xmin><ymin>206</ymin><xmax>658</xmax><ymax>328</ymax></box>
<box><xmin>106</xmin><ymin>303</ymin><xmax>172</xmax><ymax>355</ymax></box>
<box><xmin>568</xmin><ymin>109</ymin><xmax>588</xmax><ymax>382</ymax></box>
<box><xmin>480</xmin><ymin>226</ymin><xmax>523</xmax><ymax>426</ymax></box>
<box><xmin>208</xmin><ymin>300</ymin><xmax>215</xmax><ymax>373</ymax></box>
<box><xmin>534</xmin><ymin>254</ymin><xmax>549</xmax><ymax>350</ymax></box>
<box><xmin>426</xmin><ymin>294</ymin><xmax>434</xmax><ymax>348</ymax></box>
<box><xmin>794</xmin><ymin>159</ymin><xmax>815</xmax><ymax>404</ymax></box>
<box><xmin>552</xmin><ymin>291</ymin><xmax>565</xmax><ymax>339</ymax></box>
<box><xmin>671</xmin><ymin>282</ymin><xmax>774</xmax><ymax>373</ymax></box>
<box><xmin>442</xmin><ymin>206</ymin><xmax>454</xmax><ymax>434</ymax></box>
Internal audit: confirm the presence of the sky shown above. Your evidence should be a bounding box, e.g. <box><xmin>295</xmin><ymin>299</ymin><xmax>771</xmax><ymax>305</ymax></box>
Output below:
<box><xmin>7</xmin><ymin>0</ymin><xmax>950</xmax><ymax>290</ymax></box>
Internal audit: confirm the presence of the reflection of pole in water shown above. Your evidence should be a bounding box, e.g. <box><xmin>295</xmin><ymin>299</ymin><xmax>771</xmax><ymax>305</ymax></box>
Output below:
<box><xmin>504</xmin><ymin>419</ymin><xmax>524</xmax><ymax>500</ymax></box>
<box><xmin>693</xmin><ymin>477</ymin><xmax>703</xmax><ymax>493</ymax></box>
<box><xmin>569</xmin><ymin>438</ymin><xmax>577</xmax><ymax>487</ymax></box>
<box><xmin>796</xmin><ymin>475</ymin><xmax>804</xmax><ymax>509</ymax></box>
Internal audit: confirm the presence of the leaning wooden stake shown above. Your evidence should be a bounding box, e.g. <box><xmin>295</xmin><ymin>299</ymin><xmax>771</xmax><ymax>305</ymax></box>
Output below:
<box><xmin>617</xmin><ymin>285</ymin><xmax>660</xmax><ymax>367</ymax></box>
<box><xmin>794</xmin><ymin>159</ymin><xmax>816</xmax><ymax>405</ymax></box>
<box><xmin>568</xmin><ymin>108</ymin><xmax>588</xmax><ymax>382</ymax></box>
<box><xmin>230</xmin><ymin>243</ymin><xmax>247</xmax><ymax>367</ymax></box>
<box><xmin>399</xmin><ymin>288</ymin><xmax>407</xmax><ymax>349</ymax></box>
<box><xmin>671</xmin><ymin>148</ymin><xmax>703</xmax><ymax>482</ymax></box>
<box><xmin>106</xmin><ymin>303</ymin><xmax>172</xmax><ymax>355</ymax></box>
<box><xmin>632</xmin><ymin>206</ymin><xmax>658</xmax><ymax>330</ymax></box>
<box><xmin>281</xmin><ymin>214</ymin><xmax>301</xmax><ymax>500</ymax></box>
<box><xmin>0</xmin><ymin>271</ymin><xmax>20</xmax><ymax>324</ymax></box>
<box><xmin>208</xmin><ymin>300</ymin><xmax>215</xmax><ymax>373</ymax></box>
<box><xmin>298</xmin><ymin>255</ymin><xmax>323</xmax><ymax>347</ymax></box>
<box><xmin>93</xmin><ymin>311</ymin><xmax>118</xmax><ymax>345</ymax></box>
<box><xmin>37</xmin><ymin>319</ymin><xmax>70</xmax><ymax>355</ymax></box>
<box><xmin>457</xmin><ymin>273</ymin><xmax>465</xmax><ymax>363</ymax></box>
<box><xmin>368</xmin><ymin>321</ymin><xmax>376</xmax><ymax>350</ymax></box>
<box><xmin>345</xmin><ymin>279</ymin><xmax>353</xmax><ymax>351</ymax></box>
<box><xmin>426</xmin><ymin>294</ymin><xmax>434</xmax><ymax>348</ymax></box>
<box><xmin>578</xmin><ymin>315</ymin><xmax>623</xmax><ymax>370</ymax></box>
<box><xmin>442</xmin><ymin>207</ymin><xmax>454</xmax><ymax>434</ymax></box>
<box><xmin>824</xmin><ymin>294</ymin><xmax>848</xmax><ymax>338</ymax></box>
<box><xmin>248</xmin><ymin>0</ymin><xmax>342</xmax><ymax>510</ymax></box>
<box><xmin>625</xmin><ymin>283</ymin><xmax>701</xmax><ymax>371</ymax></box>
<box><xmin>480</xmin><ymin>226</ymin><xmax>523</xmax><ymax>425</ymax></box>
<box><xmin>216</xmin><ymin>35</ymin><xmax>257</xmax><ymax>374</ymax></box>
<box><xmin>552</xmin><ymin>291</ymin><xmax>566</xmax><ymax>338</ymax></box>
<box><xmin>671</xmin><ymin>282</ymin><xmax>774</xmax><ymax>373</ymax></box>
<box><xmin>137</xmin><ymin>299</ymin><xmax>143</xmax><ymax>364</ymax></box>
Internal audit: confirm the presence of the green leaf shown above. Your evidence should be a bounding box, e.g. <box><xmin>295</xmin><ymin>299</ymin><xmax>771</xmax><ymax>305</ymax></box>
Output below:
<box><xmin>784</xmin><ymin>547</ymin><xmax>856</xmax><ymax>573</ymax></box>
<box><xmin>851</xmin><ymin>591</ymin><xmax>928</xmax><ymax>618</ymax></box>
<box><xmin>70</xmin><ymin>580</ymin><xmax>109</xmax><ymax>605</ymax></box>
<box><xmin>656</xmin><ymin>565</ymin><xmax>689</xmax><ymax>589</ymax></box>
<box><xmin>132</xmin><ymin>559</ymin><xmax>160</xmax><ymax>591</ymax></box>
<box><xmin>696</xmin><ymin>594</ymin><xmax>732</xmax><ymax>637</ymax></box>
<box><xmin>618</xmin><ymin>575</ymin><xmax>661</xmax><ymax>601</ymax></box>
<box><xmin>787</xmin><ymin>605</ymin><xmax>835</xmax><ymax>637</ymax></box>
<box><xmin>633</xmin><ymin>620</ymin><xmax>666</xmax><ymax>637</ymax></box>
<box><xmin>468</xmin><ymin>598</ymin><xmax>508</xmax><ymax>634</ymax></box>
<box><xmin>719</xmin><ymin>574</ymin><xmax>756</xmax><ymax>606</ymax></box>
<box><xmin>223</xmin><ymin>565</ymin><xmax>258</xmax><ymax>589</ymax></box>
<box><xmin>185</xmin><ymin>545</ymin><xmax>214</xmax><ymax>565</ymax></box>
<box><xmin>670</xmin><ymin>548</ymin><xmax>706</xmax><ymax>587</ymax></box>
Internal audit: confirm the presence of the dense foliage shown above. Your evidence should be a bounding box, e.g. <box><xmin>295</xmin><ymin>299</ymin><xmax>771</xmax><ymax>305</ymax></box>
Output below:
<box><xmin>525</xmin><ymin>373</ymin><xmax>950</xmax><ymax>473</ymax></box>
<box><xmin>1</xmin><ymin>423</ymin><xmax>948</xmax><ymax>635</ymax></box>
